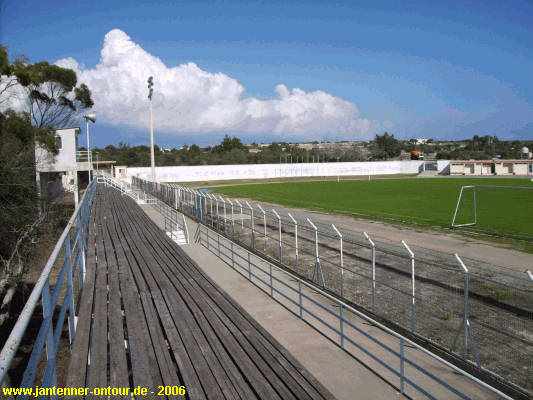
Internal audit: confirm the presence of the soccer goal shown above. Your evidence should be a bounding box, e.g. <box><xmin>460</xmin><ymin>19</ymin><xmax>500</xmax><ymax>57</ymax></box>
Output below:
<box><xmin>451</xmin><ymin>184</ymin><xmax>533</xmax><ymax>240</ymax></box>
<box><xmin>451</xmin><ymin>185</ymin><xmax>477</xmax><ymax>227</ymax></box>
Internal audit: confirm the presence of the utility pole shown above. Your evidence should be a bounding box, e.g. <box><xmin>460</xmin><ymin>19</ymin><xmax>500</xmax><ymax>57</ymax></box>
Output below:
<box><xmin>83</xmin><ymin>113</ymin><xmax>96</xmax><ymax>181</ymax></box>
<box><xmin>148</xmin><ymin>76</ymin><xmax>156</xmax><ymax>181</ymax></box>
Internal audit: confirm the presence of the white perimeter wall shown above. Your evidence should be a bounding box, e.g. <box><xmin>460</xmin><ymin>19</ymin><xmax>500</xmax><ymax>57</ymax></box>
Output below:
<box><xmin>125</xmin><ymin>160</ymin><xmax>450</xmax><ymax>183</ymax></box>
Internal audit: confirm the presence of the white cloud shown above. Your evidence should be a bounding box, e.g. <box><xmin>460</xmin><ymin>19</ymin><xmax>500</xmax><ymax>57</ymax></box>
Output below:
<box><xmin>56</xmin><ymin>29</ymin><xmax>375</xmax><ymax>137</ymax></box>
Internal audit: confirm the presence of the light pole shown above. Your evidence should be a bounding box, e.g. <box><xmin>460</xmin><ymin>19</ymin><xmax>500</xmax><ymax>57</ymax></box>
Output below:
<box><xmin>83</xmin><ymin>113</ymin><xmax>96</xmax><ymax>181</ymax></box>
<box><xmin>147</xmin><ymin>76</ymin><xmax>156</xmax><ymax>182</ymax></box>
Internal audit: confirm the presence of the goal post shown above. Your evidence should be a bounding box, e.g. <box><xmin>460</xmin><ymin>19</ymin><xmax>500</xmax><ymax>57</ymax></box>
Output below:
<box><xmin>451</xmin><ymin>186</ymin><xmax>477</xmax><ymax>227</ymax></box>
<box><xmin>451</xmin><ymin>184</ymin><xmax>533</xmax><ymax>240</ymax></box>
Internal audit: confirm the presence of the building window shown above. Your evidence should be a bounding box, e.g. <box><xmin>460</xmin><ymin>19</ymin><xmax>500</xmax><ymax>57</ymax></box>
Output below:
<box><xmin>55</xmin><ymin>136</ymin><xmax>62</xmax><ymax>150</ymax></box>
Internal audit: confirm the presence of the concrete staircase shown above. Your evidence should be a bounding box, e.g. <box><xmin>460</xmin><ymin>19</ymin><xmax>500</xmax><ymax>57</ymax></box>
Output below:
<box><xmin>166</xmin><ymin>228</ymin><xmax>188</xmax><ymax>245</ymax></box>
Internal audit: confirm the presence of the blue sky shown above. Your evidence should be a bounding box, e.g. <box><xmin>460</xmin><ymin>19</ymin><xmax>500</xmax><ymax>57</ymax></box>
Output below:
<box><xmin>1</xmin><ymin>0</ymin><xmax>533</xmax><ymax>147</ymax></box>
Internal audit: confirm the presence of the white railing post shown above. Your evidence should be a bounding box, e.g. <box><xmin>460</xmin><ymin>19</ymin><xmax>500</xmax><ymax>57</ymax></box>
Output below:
<box><xmin>272</xmin><ymin>209</ymin><xmax>282</xmax><ymax>262</ymax></box>
<box><xmin>307</xmin><ymin>218</ymin><xmax>324</xmax><ymax>286</ymax></box>
<box><xmin>402</xmin><ymin>240</ymin><xmax>416</xmax><ymax>332</ymax></box>
<box><xmin>246</xmin><ymin>201</ymin><xmax>255</xmax><ymax>249</ymax></box>
<box><xmin>455</xmin><ymin>254</ymin><xmax>470</xmax><ymax>356</ymax></box>
<box><xmin>208</xmin><ymin>194</ymin><xmax>214</xmax><ymax>226</ymax></box>
<box><xmin>331</xmin><ymin>224</ymin><xmax>344</xmax><ymax>297</ymax></box>
<box><xmin>235</xmin><ymin>200</ymin><xmax>244</xmax><ymax>229</ymax></box>
<box><xmin>527</xmin><ymin>270</ymin><xmax>533</xmax><ymax>282</ymax></box>
<box><xmin>215</xmin><ymin>195</ymin><xmax>220</xmax><ymax>229</ymax></box>
<box><xmin>203</xmin><ymin>192</ymin><xmax>208</xmax><ymax>220</ymax></box>
<box><xmin>288</xmin><ymin>213</ymin><xmax>298</xmax><ymax>270</ymax></box>
<box><xmin>227</xmin><ymin>198</ymin><xmax>235</xmax><ymax>236</ymax></box>
<box><xmin>218</xmin><ymin>195</ymin><xmax>227</xmax><ymax>230</ymax></box>
<box><xmin>257</xmin><ymin>204</ymin><xmax>267</xmax><ymax>251</ymax></box>
<box><xmin>183</xmin><ymin>214</ymin><xmax>190</xmax><ymax>244</ymax></box>
<box><xmin>363</xmin><ymin>232</ymin><xmax>376</xmax><ymax>309</ymax></box>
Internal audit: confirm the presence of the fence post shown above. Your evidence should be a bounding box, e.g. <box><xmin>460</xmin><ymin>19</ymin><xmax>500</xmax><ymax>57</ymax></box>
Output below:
<box><xmin>42</xmin><ymin>280</ymin><xmax>57</xmax><ymax>387</ymax></box>
<box><xmin>307</xmin><ymin>218</ymin><xmax>324</xmax><ymax>286</ymax></box>
<box><xmin>287</xmin><ymin>213</ymin><xmax>298</xmax><ymax>270</ymax></box>
<box><xmin>65</xmin><ymin>236</ymin><xmax>76</xmax><ymax>344</ymax></box>
<box><xmin>248</xmin><ymin>251</ymin><xmax>252</xmax><ymax>280</ymax></box>
<box><xmin>215</xmin><ymin>196</ymin><xmax>220</xmax><ymax>230</ymax></box>
<box><xmin>231</xmin><ymin>240</ymin><xmax>234</xmax><ymax>268</ymax></box>
<box><xmin>257</xmin><ymin>204</ymin><xmax>267</xmax><ymax>251</ymax></box>
<box><xmin>219</xmin><ymin>195</ymin><xmax>227</xmax><ymax>231</ymax></box>
<box><xmin>270</xmin><ymin>264</ymin><xmax>273</xmax><ymax>297</ymax></box>
<box><xmin>246</xmin><ymin>201</ymin><xmax>255</xmax><ymax>250</ymax></box>
<box><xmin>272</xmin><ymin>209</ymin><xmax>282</xmax><ymax>263</ymax></box>
<box><xmin>363</xmin><ymin>232</ymin><xmax>376</xmax><ymax>309</ymax></box>
<box><xmin>331</xmin><ymin>224</ymin><xmax>343</xmax><ymax>297</ymax></box>
<box><xmin>339</xmin><ymin>304</ymin><xmax>345</xmax><ymax>348</ymax></box>
<box><xmin>400</xmin><ymin>337</ymin><xmax>405</xmax><ymax>394</ymax></box>
<box><xmin>203</xmin><ymin>193</ymin><xmax>208</xmax><ymax>223</ymax></box>
<box><xmin>209</xmin><ymin>194</ymin><xmax>214</xmax><ymax>227</ymax></box>
<box><xmin>402</xmin><ymin>240</ymin><xmax>416</xmax><ymax>332</ymax></box>
<box><xmin>182</xmin><ymin>214</ymin><xmax>190</xmax><ymax>244</ymax></box>
<box><xmin>78</xmin><ymin>213</ymin><xmax>87</xmax><ymax>286</ymax></box>
<box><xmin>455</xmin><ymin>254</ymin><xmax>470</xmax><ymax>357</ymax></box>
<box><xmin>298</xmin><ymin>280</ymin><xmax>303</xmax><ymax>318</ymax></box>
<box><xmin>228</xmin><ymin>198</ymin><xmax>235</xmax><ymax>237</ymax></box>
<box><xmin>235</xmin><ymin>200</ymin><xmax>244</xmax><ymax>229</ymax></box>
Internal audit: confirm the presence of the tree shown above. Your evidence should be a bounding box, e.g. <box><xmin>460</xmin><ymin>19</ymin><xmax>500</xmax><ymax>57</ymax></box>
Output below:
<box><xmin>0</xmin><ymin>46</ymin><xmax>92</xmax><ymax>327</ymax></box>
<box><xmin>0</xmin><ymin>46</ymin><xmax>21</xmax><ymax>107</ymax></box>
<box><xmin>12</xmin><ymin>60</ymin><xmax>93</xmax><ymax>128</ymax></box>
<box><xmin>370</xmin><ymin>132</ymin><xmax>401</xmax><ymax>160</ymax></box>
<box><xmin>213</xmin><ymin>135</ymin><xmax>246</xmax><ymax>153</ymax></box>
<box><xmin>0</xmin><ymin>110</ymin><xmax>57</xmax><ymax>325</ymax></box>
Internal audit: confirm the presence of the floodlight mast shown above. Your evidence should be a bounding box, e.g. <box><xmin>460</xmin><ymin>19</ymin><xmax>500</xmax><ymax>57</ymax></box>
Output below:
<box><xmin>83</xmin><ymin>113</ymin><xmax>96</xmax><ymax>181</ymax></box>
<box><xmin>147</xmin><ymin>76</ymin><xmax>156</xmax><ymax>182</ymax></box>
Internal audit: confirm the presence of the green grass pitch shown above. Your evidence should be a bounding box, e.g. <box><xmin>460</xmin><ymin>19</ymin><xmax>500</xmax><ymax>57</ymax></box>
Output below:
<box><xmin>213</xmin><ymin>177</ymin><xmax>533</xmax><ymax>240</ymax></box>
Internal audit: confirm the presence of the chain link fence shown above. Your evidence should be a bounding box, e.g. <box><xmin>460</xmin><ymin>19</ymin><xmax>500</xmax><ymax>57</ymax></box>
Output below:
<box><xmin>134</xmin><ymin>177</ymin><xmax>533</xmax><ymax>394</ymax></box>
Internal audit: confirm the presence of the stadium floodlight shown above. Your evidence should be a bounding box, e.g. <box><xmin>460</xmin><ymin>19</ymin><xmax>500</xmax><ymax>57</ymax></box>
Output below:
<box><xmin>147</xmin><ymin>76</ymin><xmax>156</xmax><ymax>181</ymax></box>
<box><xmin>83</xmin><ymin>113</ymin><xmax>96</xmax><ymax>181</ymax></box>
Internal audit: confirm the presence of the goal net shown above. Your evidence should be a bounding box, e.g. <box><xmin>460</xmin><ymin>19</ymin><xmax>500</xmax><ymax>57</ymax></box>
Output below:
<box><xmin>451</xmin><ymin>184</ymin><xmax>533</xmax><ymax>240</ymax></box>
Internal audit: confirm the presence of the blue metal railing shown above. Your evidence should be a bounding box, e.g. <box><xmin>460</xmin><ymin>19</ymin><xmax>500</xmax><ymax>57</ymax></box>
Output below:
<box><xmin>0</xmin><ymin>180</ymin><xmax>96</xmax><ymax>390</ymax></box>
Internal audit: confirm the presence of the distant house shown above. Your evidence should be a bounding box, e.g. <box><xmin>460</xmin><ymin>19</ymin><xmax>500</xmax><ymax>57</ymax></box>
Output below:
<box><xmin>449</xmin><ymin>160</ymin><xmax>533</xmax><ymax>176</ymax></box>
<box><xmin>415</xmin><ymin>138</ymin><xmax>430</xmax><ymax>145</ymax></box>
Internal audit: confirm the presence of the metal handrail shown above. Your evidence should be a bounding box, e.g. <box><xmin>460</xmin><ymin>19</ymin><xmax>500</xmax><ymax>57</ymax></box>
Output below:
<box><xmin>0</xmin><ymin>179</ymin><xmax>96</xmax><ymax>387</ymax></box>
<box><xmin>199</xmin><ymin>224</ymin><xmax>513</xmax><ymax>400</ymax></box>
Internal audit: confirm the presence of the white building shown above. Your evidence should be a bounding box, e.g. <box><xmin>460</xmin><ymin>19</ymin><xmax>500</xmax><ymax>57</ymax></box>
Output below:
<box><xmin>35</xmin><ymin>127</ymin><xmax>114</xmax><ymax>204</ymax></box>
<box><xmin>450</xmin><ymin>160</ymin><xmax>533</xmax><ymax>176</ymax></box>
